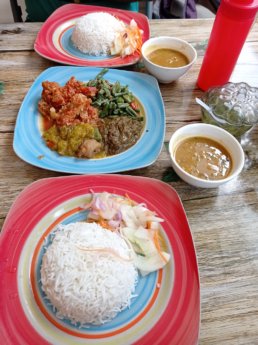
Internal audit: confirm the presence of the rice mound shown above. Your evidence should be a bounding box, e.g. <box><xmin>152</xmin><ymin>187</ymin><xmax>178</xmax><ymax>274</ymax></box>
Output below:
<box><xmin>71</xmin><ymin>12</ymin><xmax>125</xmax><ymax>55</ymax></box>
<box><xmin>40</xmin><ymin>222</ymin><xmax>138</xmax><ymax>326</ymax></box>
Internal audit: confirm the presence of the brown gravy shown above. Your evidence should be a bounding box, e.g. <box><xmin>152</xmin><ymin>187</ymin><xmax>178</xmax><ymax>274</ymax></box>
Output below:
<box><xmin>147</xmin><ymin>48</ymin><xmax>189</xmax><ymax>68</ymax></box>
<box><xmin>174</xmin><ymin>136</ymin><xmax>232</xmax><ymax>180</ymax></box>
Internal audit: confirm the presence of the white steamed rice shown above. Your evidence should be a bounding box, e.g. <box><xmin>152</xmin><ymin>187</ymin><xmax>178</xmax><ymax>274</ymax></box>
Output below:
<box><xmin>40</xmin><ymin>222</ymin><xmax>138</xmax><ymax>326</ymax></box>
<box><xmin>71</xmin><ymin>12</ymin><xmax>125</xmax><ymax>55</ymax></box>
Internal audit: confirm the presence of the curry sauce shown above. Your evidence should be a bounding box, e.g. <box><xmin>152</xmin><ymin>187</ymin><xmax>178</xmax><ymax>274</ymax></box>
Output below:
<box><xmin>174</xmin><ymin>136</ymin><xmax>232</xmax><ymax>180</ymax></box>
<box><xmin>147</xmin><ymin>48</ymin><xmax>189</xmax><ymax>68</ymax></box>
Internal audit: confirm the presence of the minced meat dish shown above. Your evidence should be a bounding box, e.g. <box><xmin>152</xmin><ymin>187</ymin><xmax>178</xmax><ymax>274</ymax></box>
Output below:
<box><xmin>99</xmin><ymin>116</ymin><xmax>144</xmax><ymax>155</ymax></box>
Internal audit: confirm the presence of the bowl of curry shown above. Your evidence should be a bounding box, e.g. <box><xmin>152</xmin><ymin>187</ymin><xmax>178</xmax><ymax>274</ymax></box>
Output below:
<box><xmin>141</xmin><ymin>36</ymin><xmax>197</xmax><ymax>83</ymax></box>
<box><xmin>169</xmin><ymin>123</ymin><xmax>245</xmax><ymax>188</ymax></box>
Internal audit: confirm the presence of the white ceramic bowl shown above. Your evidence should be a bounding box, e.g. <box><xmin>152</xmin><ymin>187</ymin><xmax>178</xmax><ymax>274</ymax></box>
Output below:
<box><xmin>168</xmin><ymin>123</ymin><xmax>245</xmax><ymax>188</ymax></box>
<box><xmin>141</xmin><ymin>36</ymin><xmax>197</xmax><ymax>83</ymax></box>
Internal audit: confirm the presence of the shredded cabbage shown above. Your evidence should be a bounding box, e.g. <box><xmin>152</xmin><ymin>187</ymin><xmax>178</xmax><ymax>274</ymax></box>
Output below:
<box><xmin>83</xmin><ymin>192</ymin><xmax>170</xmax><ymax>275</ymax></box>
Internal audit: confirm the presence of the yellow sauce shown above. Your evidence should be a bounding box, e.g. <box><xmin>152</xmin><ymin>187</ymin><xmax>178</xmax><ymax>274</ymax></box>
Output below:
<box><xmin>147</xmin><ymin>48</ymin><xmax>189</xmax><ymax>68</ymax></box>
<box><xmin>174</xmin><ymin>136</ymin><xmax>232</xmax><ymax>180</ymax></box>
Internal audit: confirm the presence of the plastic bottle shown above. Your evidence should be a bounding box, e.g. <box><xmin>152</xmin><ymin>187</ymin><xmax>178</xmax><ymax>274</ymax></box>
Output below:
<box><xmin>197</xmin><ymin>0</ymin><xmax>258</xmax><ymax>91</ymax></box>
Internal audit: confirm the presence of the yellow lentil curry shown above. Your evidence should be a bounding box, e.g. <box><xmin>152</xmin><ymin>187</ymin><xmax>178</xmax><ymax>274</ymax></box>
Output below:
<box><xmin>174</xmin><ymin>136</ymin><xmax>232</xmax><ymax>180</ymax></box>
<box><xmin>147</xmin><ymin>48</ymin><xmax>189</xmax><ymax>68</ymax></box>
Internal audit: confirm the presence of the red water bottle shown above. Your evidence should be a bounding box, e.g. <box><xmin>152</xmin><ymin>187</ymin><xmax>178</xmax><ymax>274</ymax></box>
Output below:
<box><xmin>197</xmin><ymin>0</ymin><xmax>258</xmax><ymax>91</ymax></box>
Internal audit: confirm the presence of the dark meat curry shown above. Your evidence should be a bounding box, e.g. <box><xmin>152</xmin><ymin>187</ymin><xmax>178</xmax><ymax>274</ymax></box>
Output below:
<box><xmin>99</xmin><ymin>116</ymin><xmax>144</xmax><ymax>155</ymax></box>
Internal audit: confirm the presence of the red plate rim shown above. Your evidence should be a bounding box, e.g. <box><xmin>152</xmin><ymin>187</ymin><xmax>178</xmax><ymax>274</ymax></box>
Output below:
<box><xmin>0</xmin><ymin>174</ymin><xmax>200</xmax><ymax>345</ymax></box>
<box><xmin>34</xmin><ymin>4</ymin><xmax>150</xmax><ymax>67</ymax></box>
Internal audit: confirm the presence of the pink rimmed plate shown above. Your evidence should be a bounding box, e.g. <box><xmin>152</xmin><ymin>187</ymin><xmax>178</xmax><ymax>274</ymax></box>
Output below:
<box><xmin>0</xmin><ymin>175</ymin><xmax>200</xmax><ymax>345</ymax></box>
<box><xmin>34</xmin><ymin>4</ymin><xmax>150</xmax><ymax>67</ymax></box>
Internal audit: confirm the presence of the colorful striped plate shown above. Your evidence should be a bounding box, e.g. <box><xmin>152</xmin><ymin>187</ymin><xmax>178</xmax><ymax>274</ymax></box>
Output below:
<box><xmin>34</xmin><ymin>4</ymin><xmax>150</xmax><ymax>67</ymax></box>
<box><xmin>0</xmin><ymin>174</ymin><xmax>200</xmax><ymax>345</ymax></box>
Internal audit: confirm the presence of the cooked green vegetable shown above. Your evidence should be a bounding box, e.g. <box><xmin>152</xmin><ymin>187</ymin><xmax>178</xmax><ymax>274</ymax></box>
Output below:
<box><xmin>86</xmin><ymin>69</ymin><xmax>140</xmax><ymax>118</ymax></box>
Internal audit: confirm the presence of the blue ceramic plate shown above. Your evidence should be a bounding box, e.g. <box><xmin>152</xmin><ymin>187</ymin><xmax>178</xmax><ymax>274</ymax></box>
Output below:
<box><xmin>13</xmin><ymin>67</ymin><xmax>165</xmax><ymax>174</ymax></box>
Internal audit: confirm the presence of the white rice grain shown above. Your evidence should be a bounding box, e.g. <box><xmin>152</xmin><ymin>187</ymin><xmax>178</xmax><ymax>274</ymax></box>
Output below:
<box><xmin>71</xmin><ymin>12</ymin><xmax>125</xmax><ymax>55</ymax></box>
<box><xmin>40</xmin><ymin>222</ymin><xmax>138</xmax><ymax>326</ymax></box>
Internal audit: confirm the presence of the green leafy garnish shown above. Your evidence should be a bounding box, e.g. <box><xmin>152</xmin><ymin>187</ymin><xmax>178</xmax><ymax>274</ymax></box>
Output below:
<box><xmin>0</xmin><ymin>82</ymin><xmax>4</xmax><ymax>95</ymax></box>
